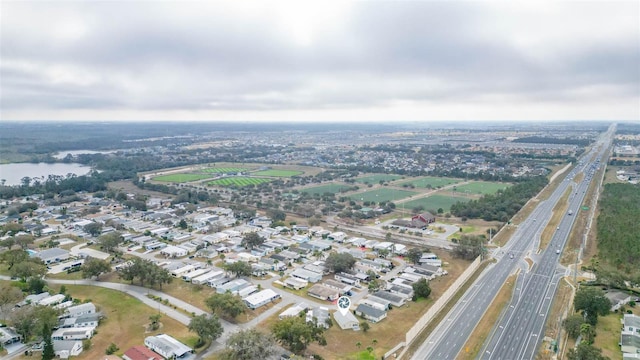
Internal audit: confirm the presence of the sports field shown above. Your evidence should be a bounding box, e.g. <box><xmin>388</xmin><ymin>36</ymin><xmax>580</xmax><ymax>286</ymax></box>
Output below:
<box><xmin>254</xmin><ymin>169</ymin><xmax>304</xmax><ymax>177</ymax></box>
<box><xmin>302</xmin><ymin>183</ymin><xmax>355</xmax><ymax>195</ymax></box>
<box><xmin>152</xmin><ymin>173</ymin><xmax>213</xmax><ymax>183</ymax></box>
<box><xmin>202</xmin><ymin>167</ymin><xmax>248</xmax><ymax>173</ymax></box>
<box><xmin>350</xmin><ymin>188</ymin><xmax>418</xmax><ymax>203</ymax></box>
<box><xmin>402</xmin><ymin>194</ymin><xmax>470</xmax><ymax>212</ymax></box>
<box><xmin>400</xmin><ymin>176</ymin><xmax>460</xmax><ymax>188</ymax></box>
<box><xmin>355</xmin><ymin>174</ymin><xmax>401</xmax><ymax>184</ymax></box>
<box><xmin>453</xmin><ymin>181</ymin><xmax>510</xmax><ymax>195</ymax></box>
<box><xmin>207</xmin><ymin>177</ymin><xmax>272</xmax><ymax>187</ymax></box>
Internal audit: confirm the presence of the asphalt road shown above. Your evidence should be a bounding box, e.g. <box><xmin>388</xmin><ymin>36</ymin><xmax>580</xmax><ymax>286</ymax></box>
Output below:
<box><xmin>411</xmin><ymin>126</ymin><xmax>613</xmax><ymax>360</ymax></box>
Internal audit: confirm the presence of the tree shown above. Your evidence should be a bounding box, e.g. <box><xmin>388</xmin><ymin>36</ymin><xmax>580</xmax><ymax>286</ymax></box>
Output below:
<box><xmin>580</xmin><ymin>323</ymin><xmax>596</xmax><ymax>344</ymax></box>
<box><xmin>82</xmin><ymin>257</ymin><xmax>112</xmax><ymax>280</ymax></box>
<box><xmin>10</xmin><ymin>306</ymin><xmax>37</xmax><ymax>340</ymax></box>
<box><xmin>83</xmin><ymin>222</ymin><xmax>103</xmax><ymax>237</ymax></box>
<box><xmin>97</xmin><ymin>232</ymin><xmax>123</xmax><ymax>253</ymax></box>
<box><xmin>11</xmin><ymin>259</ymin><xmax>47</xmax><ymax>282</ymax></box>
<box><xmin>377</xmin><ymin>248</ymin><xmax>390</xmax><ymax>258</ymax></box>
<box><xmin>271</xmin><ymin>316</ymin><xmax>326</xmax><ymax>354</ymax></box>
<box><xmin>574</xmin><ymin>287</ymin><xmax>611</xmax><ymax>325</ymax></box>
<box><xmin>412</xmin><ymin>278</ymin><xmax>432</xmax><ymax>300</ymax></box>
<box><xmin>149</xmin><ymin>313</ymin><xmax>162</xmax><ymax>331</ymax></box>
<box><xmin>360</xmin><ymin>321</ymin><xmax>370</xmax><ymax>333</ymax></box>
<box><xmin>1</xmin><ymin>249</ymin><xmax>28</xmax><ymax>270</ymax></box>
<box><xmin>563</xmin><ymin>314</ymin><xmax>585</xmax><ymax>339</ymax></box>
<box><xmin>406</xmin><ymin>247</ymin><xmax>424</xmax><ymax>264</ymax></box>
<box><xmin>224</xmin><ymin>261</ymin><xmax>253</xmax><ymax>278</ymax></box>
<box><xmin>221</xmin><ymin>329</ymin><xmax>277</xmax><ymax>360</ymax></box>
<box><xmin>567</xmin><ymin>342</ymin><xmax>608</xmax><ymax>360</ymax></box>
<box><xmin>188</xmin><ymin>314</ymin><xmax>223</xmax><ymax>346</ymax></box>
<box><xmin>452</xmin><ymin>235</ymin><xmax>486</xmax><ymax>260</ymax></box>
<box><xmin>0</xmin><ymin>283</ymin><xmax>23</xmax><ymax>319</ymax></box>
<box><xmin>14</xmin><ymin>235</ymin><xmax>34</xmax><ymax>250</ymax></box>
<box><xmin>178</xmin><ymin>219</ymin><xmax>188</xmax><ymax>229</ymax></box>
<box><xmin>241</xmin><ymin>232</ymin><xmax>265</xmax><ymax>250</ymax></box>
<box><xmin>27</xmin><ymin>277</ymin><xmax>46</xmax><ymax>294</ymax></box>
<box><xmin>118</xmin><ymin>257</ymin><xmax>172</xmax><ymax>289</ymax></box>
<box><xmin>324</xmin><ymin>252</ymin><xmax>356</xmax><ymax>273</ymax></box>
<box><xmin>206</xmin><ymin>293</ymin><xmax>246</xmax><ymax>320</ymax></box>
<box><xmin>105</xmin><ymin>343</ymin><xmax>119</xmax><ymax>355</ymax></box>
<box><xmin>266</xmin><ymin>209</ymin><xmax>286</xmax><ymax>222</ymax></box>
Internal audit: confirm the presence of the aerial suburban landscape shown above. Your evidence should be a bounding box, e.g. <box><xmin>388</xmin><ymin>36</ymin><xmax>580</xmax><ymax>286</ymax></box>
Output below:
<box><xmin>1</xmin><ymin>1</ymin><xmax>638</xmax><ymax>360</ymax></box>
<box><xmin>0</xmin><ymin>121</ymin><xmax>639</xmax><ymax>360</ymax></box>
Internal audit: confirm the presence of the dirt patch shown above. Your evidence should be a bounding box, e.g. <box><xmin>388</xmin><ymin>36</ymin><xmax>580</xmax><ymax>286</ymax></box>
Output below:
<box><xmin>491</xmin><ymin>224</ymin><xmax>517</xmax><ymax>247</ymax></box>
<box><xmin>108</xmin><ymin>180</ymin><xmax>174</xmax><ymax>199</ymax></box>
<box><xmin>458</xmin><ymin>273</ymin><xmax>517</xmax><ymax>360</ymax></box>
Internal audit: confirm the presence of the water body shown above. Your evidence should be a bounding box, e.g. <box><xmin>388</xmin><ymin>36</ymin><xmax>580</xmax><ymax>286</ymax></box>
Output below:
<box><xmin>0</xmin><ymin>163</ymin><xmax>91</xmax><ymax>186</ymax></box>
<box><xmin>53</xmin><ymin>149</ymin><xmax>115</xmax><ymax>159</ymax></box>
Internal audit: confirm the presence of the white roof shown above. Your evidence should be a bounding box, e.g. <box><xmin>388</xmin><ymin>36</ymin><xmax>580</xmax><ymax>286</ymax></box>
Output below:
<box><xmin>243</xmin><ymin>289</ymin><xmax>278</xmax><ymax>305</ymax></box>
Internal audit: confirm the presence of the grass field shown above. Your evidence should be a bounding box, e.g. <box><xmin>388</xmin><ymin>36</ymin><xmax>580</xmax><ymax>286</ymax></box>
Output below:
<box><xmin>152</xmin><ymin>173</ymin><xmax>213</xmax><ymax>183</ymax></box>
<box><xmin>207</xmin><ymin>177</ymin><xmax>272</xmax><ymax>187</ymax></box>
<box><xmin>301</xmin><ymin>183</ymin><xmax>355</xmax><ymax>195</ymax></box>
<box><xmin>402</xmin><ymin>194</ymin><xmax>470</xmax><ymax>212</ymax></box>
<box><xmin>253</xmin><ymin>169</ymin><xmax>304</xmax><ymax>177</ymax></box>
<box><xmin>53</xmin><ymin>285</ymin><xmax>195</xmax><ymax>359</ymax></box>
<box><xmin>350</xmin><ymin>188</ymin><xmax>418</xmax><ymax>203</ymax></box>
<box><xmin>202</xmin><ymin>167</ymin><xmax>248</xmax><ymax>173</ymax></box>
<box><xmin>453</xmin><ymin>181</ymin><xmax>510</xmax><ymax>195</ymax></box>
<box><xmin>400</xmin><ymin>176</ymin><xmax>460</xmax><ymax>188</ymax></box>
<box><xmin>355</xmin><ymin>174</ymin><xmax>401</xmax><ymax>184</ymax></box>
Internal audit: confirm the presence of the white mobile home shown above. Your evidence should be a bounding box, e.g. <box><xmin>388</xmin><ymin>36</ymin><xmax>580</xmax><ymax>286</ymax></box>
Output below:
<box><xmin>243</xmin><ymin>289</ymin><xmax>280</xmax><ymax>309</ymax></box>
<box><xmin>182</xmin><ymin>268</ymin><xmax>210</xmax><ymax>282</ymax></box>
<box><xmin>192</xmin><ymin>270</ymin><xmax>224</xmax><ymax>285</ymax></box>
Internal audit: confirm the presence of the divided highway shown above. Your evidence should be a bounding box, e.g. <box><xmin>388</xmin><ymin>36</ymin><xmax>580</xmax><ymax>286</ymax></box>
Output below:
<box><xmin>411</xmin><ymin>126</ymin><xmax>613</xmax><ymax>360</ymax></box>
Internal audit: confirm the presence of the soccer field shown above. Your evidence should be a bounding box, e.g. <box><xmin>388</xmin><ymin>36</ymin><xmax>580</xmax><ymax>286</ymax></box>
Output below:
<box><xmin>400</xmin><ymin>176</ymin><xmax>460</xmax><ymax>188</ymax></box>
<box><xmin>253</xmin><ymin>169</ymin><xmax>304</xmax><ymax>177</ymax></box>
<box><xmin>152</xmin><ymin>173</ymin><xmax>213</xmax><ymax>183</ymax></box>
<box><xmin>402</xmin><ymin>194</ymin><xmax>470</xmax><ymax>212</ymax></box>
<box><xmin>207</xmin><ymin>177</ymin><xmax>272</xmax><ymax>187</ymax></box>
<box><xmin>453</xmin><ymin>181</ymin><xmax>510</xmax><ymax>195</ymax></box>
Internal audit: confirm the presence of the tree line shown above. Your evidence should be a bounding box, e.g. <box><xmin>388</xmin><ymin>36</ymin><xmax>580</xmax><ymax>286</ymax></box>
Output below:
<box><xmin>450</xmin><ymin>176</ymin><xmax>548</xmax><ymax>222</ymax></box>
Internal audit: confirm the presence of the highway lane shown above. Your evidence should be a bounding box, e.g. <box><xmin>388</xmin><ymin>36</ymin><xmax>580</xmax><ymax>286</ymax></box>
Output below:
<box><xmin>411</xmin><ymin>126</ymin><xmax>613</xmax><ymax>360</ymax></box>
<box><xmin>482</xmin><ymin>139</ymin><xmax>609</xmax><ymax>360</ymax></box>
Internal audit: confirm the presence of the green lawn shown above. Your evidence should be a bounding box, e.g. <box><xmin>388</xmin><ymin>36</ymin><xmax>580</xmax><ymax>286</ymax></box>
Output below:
<box><xmin>400</xmin><ymin>176</ymin><xmax>460</xmax><ymax>188</ymax></box>
<box><xmin>349</xmin><ymin>188</ymin><xmax>418</xmax><ymax>203</ymax></box>
<box><xmin>402</xmin><ymin>194</ymin><xmax>470</xmax><ymax>212</ymax></box>
<box><xmin>202</xmin><ymin>167</ymin><xmax>248</xmax><ymax>173</ymax></box>
<box><xmin>453</xmin><ymin>181</ymin><xmax>510</xmax><ymax>195</ymax></box>
<box><xmin>207</xmin><ymin>177</ymin><xmax>272</xmax><ymax>187</ymax></box>
<box><xmin>301</xmin><ymin>183</ymin><xmax>355</xmax><ymax>195</ymax></box>
<box><xmin>253</xmin><ymin>169</ymin><xmax>303</xmax><ymax>177</ymax></box>
<box><xmin>152</xmin><ymin>173</ymin><xmax>213</xmax><ymax>183</ymax></box>
<box><xmin>355</xmin><ymin>174</ymin><xmax>401</xmax><ymax>184</ymax></box>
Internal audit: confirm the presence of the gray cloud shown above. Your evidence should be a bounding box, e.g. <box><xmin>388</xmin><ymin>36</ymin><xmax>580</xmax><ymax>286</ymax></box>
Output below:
<box><xmin>1</xmin><ymin>1</ymin><xmax>638</xmax><ymax>120</ymax></box>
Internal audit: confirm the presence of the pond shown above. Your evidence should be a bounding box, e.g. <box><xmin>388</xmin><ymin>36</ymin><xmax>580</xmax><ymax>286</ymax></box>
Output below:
<box><xmin>0</xmin><ymin>162</ymin><xmax>92</xmax><ymax>186</ymax></box>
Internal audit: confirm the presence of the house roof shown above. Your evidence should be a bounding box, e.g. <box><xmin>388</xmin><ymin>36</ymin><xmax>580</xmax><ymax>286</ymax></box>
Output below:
<box><xmin>35</xmin><ymin>247</ymin><xmax>69</xmax><ymax>260</ymax></box>
<box><xmin>355</xmin><ymin>303</ymin><xmax>386</xmax><ymax>319</ymax></box>
<box><xmin>123</xmin><ymin>345</ymin><xmax>162</xmax><ymax>360</ymax></box>
<box><xmin>333</xmin><ymin>309</ymin><xmax>360</xmax><ymax>329</ymax></box>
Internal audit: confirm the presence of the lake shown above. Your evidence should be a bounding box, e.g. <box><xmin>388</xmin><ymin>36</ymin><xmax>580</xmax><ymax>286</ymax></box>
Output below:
<box><xmin>0</xmin><ymin>163</ymin><xmax>92</xmax><ymax>186</ymax></box>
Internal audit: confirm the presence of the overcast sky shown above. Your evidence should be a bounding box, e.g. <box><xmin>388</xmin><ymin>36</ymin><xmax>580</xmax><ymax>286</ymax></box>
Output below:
<box><xmin>1</xmin><ymin>1</ymin><xmax>639</xmax><ymax>122</ymax></box>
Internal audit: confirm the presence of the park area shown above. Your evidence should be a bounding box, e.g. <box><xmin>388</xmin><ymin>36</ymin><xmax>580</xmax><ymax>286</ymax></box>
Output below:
<box><xmin>400</xmin><ymin>176</ymin><xmax>460</xmax><ymax>188</ymax></box>
<box><xmin>207</xmin><ymin>177</ymin><xmax>272</xmax><ymax>187</ymax></box>
<box><xmin>453</xmin><ymin>181</ymin><xmax>510</xmax><ymax>195</ymax></box>
<box><xmin>253</xmin><ymin>169</ymin><xmax>304</xmax><ymax>177</ymax></box>
<box><xmin>302</xmin><ymin>183</ymin><xmax>355</xmax><ymax>195</ymax></box>
<box><xmin>152</xmin><ymin>173</ymin><xmax>213</xmax><ymax>183</ymax></box>
<box><xmin>402</xmin><ymin>194</ymin><xmax>470</xmax><ymax>212</ymax></box>
<box><xmin>202</xmin><ymin>167</ymin><xmax>248</xmax><ymax>174</ymax></box>
<box><xmin>350</xmin><ymin>188</ymin><xmax>418</xmax><ymax>203</ymax></box>
<box><xmin>355</xmin><ymin>174</ymin><xmax>402</xmax><ymax>184</ymax></box>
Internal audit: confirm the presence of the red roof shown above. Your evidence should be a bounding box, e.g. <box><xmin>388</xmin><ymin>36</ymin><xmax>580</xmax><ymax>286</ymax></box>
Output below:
<box><xmin>123</xmin><ymin>345</ymin><xmax>161</xmax><ymax>360</ymax></box>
